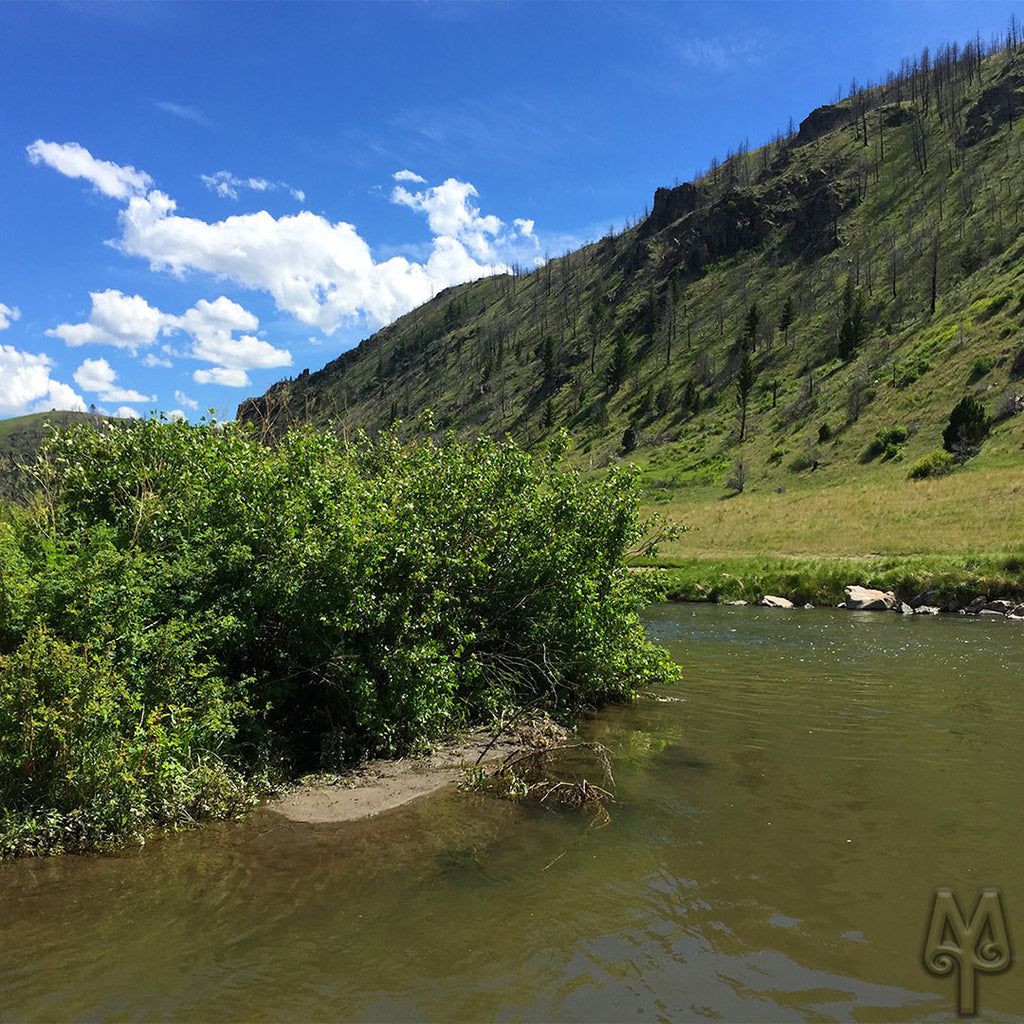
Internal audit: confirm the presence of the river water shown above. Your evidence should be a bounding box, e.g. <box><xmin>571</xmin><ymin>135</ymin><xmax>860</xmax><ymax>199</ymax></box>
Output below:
<box><xmin>2</xmin><ymin>604</ymin><xmax>1023</xmax><ymax>1022</ymax></box>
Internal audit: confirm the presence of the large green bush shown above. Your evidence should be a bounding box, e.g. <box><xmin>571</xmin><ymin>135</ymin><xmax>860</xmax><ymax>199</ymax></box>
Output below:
<box><xmin>943</xmin><ymin>394</ymin><xmax>992</xmax><ymax>459</ymax></box>
<box><xmin>0</xmin><ymin>418</ymin><xmax>676</xmax><ymax>854</ymax></box>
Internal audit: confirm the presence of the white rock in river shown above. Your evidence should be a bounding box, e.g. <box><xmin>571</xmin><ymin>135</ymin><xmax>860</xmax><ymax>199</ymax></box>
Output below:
<box><xmin>842</xmin><ymin>585</ymin><xmax>898</xmax><ymax>611</ymax></box>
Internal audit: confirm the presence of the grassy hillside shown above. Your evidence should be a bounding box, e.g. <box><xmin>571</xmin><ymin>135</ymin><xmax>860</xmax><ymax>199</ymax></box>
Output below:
<box><xmin>238</xmin><ymin>40</ymin><xmax>1024</xmax><ymax>568</ymax></box>
<box><xmin>0</xmin><ymin>411</ymin><xmax>111</xmax><ymax>502</ymax></box>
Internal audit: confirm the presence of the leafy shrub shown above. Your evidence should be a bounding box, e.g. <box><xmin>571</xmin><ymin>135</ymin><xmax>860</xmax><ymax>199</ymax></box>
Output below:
<box><xmin>864</xmin><ymin>426</ymin><xmax>908</xmax><ymax>461</ymax></box>
<box><xmin>980</xmin><ymin>292</ymin><xmax>1012</xmax><ymax>320</ymax></box>
<box><xmin>896</xmin><ymin>355</ymin><xmax>932</xmax><ymax>388</ymax></box>
<box><xmin>907</xmin><ymin>450</ymin><xmax>956</xmax><ymax>480</ymax></box>
<box><xmin>1</xmin><ymin>420</ymin><xmax>677</xmax><ymax>853</ymax></box>
<box><xmin>970</xmin><ymin>354</ymin><xmax>998</xmax><ymax>379</ymax></box>
<box><xmin>0</xmin><ymin>623</ymin><xmax>254</xmax><ymax>857</ymax></box>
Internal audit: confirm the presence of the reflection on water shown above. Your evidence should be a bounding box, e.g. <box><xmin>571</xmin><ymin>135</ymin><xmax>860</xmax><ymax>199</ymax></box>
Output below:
<box><xmin>3</xmin><ymin>604</ymin><xmax>1023</xmax><ymax>1021</ymax></box>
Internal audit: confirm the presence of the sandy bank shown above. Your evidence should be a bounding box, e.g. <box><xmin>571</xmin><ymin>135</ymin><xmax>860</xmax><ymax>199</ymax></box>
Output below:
<box><xmin>266</xmin><ymin>728</ymin><xmax>526</xmax><ymax>824</ymax></box>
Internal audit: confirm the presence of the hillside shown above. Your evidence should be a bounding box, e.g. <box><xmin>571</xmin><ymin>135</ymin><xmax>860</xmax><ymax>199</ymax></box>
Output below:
<box><xmin>0</xmin><ymin>411</ymin><xmax>112</xmax><ymax>502</ymax></box>
<box><xmin>240</xmin><ymin>39</ymin><xmax>1024</xmax><ymax>559</ymax></box>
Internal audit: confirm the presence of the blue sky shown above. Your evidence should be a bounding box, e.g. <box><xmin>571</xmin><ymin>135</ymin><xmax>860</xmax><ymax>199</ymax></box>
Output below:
<box><xmin>1</xmin><ymin>1</ymin><xmax>1019</xmax><ymax>422</ymax></box>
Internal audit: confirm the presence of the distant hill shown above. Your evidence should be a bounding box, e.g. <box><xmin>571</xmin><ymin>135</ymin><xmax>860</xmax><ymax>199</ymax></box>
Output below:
<box><xmin>239</xmin><ymin>37</ymin><xmax>1024</xmax><ymax>504</ymax></box>
<box><xmin>0</xmin><ymin>411</ymin><xmax>111</xmax><ymax>502</ymax></box>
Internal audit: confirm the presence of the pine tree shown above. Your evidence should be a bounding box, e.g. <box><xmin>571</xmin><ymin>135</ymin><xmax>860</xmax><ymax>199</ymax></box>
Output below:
<box><xmin>742</xmin><ymin>303</ymin><xmax>760</xmax><ymax>349</ymax></box>
<box><xmin>943</xmin><ymin>394</ymin><xmax>991</xmax><ymax>460</ymax></box>
<box><xmin>777</xmin><ymin>296</ymin><xmax>796</xmax><ymax>345</ymax></box>
<box><xmin>605</xmin><ymin>334</ymin><xmax>631</xmax><ymax>391</ymax></box>
<box><xmin>838</xmin><ymin>278</ymin><xmax>867</xmax><ymax>361</ymax></box>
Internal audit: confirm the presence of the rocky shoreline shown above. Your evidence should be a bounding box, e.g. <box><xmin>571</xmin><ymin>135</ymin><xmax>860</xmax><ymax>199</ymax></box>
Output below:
<box><xmin>743</xmin><ymin>585</ymin><xmax>1024</xmax><ymax>619</ymax></box>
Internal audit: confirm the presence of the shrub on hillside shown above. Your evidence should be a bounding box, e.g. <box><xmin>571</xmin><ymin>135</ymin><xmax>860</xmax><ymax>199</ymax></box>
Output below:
<box><xmin>863</xmin><ymin>426</ymin><xmax>908</xmax><ymax>461</ymax></box>
<box><xmin>907</xmin><ymin>449</ymin><xmax>956</xmax><ymax>480</ymax></box>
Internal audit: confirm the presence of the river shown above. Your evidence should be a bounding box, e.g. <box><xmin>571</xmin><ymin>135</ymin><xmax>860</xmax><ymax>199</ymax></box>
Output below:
<box><xmin>2</xmin><ymin>603</ymin><xmax>1022</xmax><ymax>1021</ymax></box>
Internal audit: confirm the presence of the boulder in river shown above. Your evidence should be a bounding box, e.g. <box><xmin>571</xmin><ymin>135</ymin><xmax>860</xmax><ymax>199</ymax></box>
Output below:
<box><xmin>843</xmin><ymin>585</ymin><xmax>898</xmax><ymax>611</ymax></box>
<box><xmin>759</xmin><ymin>595</ymin><xmax>795</xmax><ymax>609</ymax></box>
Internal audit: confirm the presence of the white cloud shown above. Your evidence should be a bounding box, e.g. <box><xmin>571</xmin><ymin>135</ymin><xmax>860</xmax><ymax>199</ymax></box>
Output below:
<box><xmin>115</xmin><ymin>406</ymin><xmax>143</xmax><ymax>419</ymax></box>
<box><xmin>142</xmin><ymin>352</ymin><xmax>173</xmax><ymax>368</ymax></box>
<box><xmin>48</xmin><ymin>288</ymin><xmax>291</xmax><ymax>385</ymax></box>
<box><xmin>0</xmin><ymin>344</ymin><xmax>86</xmax><ymax>416</ymax></box>
<box><xmin>117</xmin><ymin>191</ymin><xmax>468</xmax><ymax>332</ymax></box>
<box><xmin>202</xmin><ymin>170</ymin><xmax>305</xmax><ymax>202</ymax></box>
<box><xmin>73</xmin><ymin>357</ymin><xmax>154</xmax><ymax>403</ymax></box>
<box><xmin>172</xmin><ymin>296</ymin><xmax>291</xmax><ymax>378</ymax></box>
<box><xmin>193</xmin><ymin>367</ymin><xmax>250</xmax><ymax>387</ymax></box>
<box><xmin>72</xmin><ymin>357</ymin><xmax>117</xmax><ymax>392</ymax></box>
<box><xmin>48</xmin><ymin>289</ymin><xmax>165</xmax><ymax>353</ymax></box>
<box><xmin>33</xmin><ymin>142</ymin><xmax>537</xmax><ymax>337</ymax></box>
<box><xmin>394</xmin><ymin>169</ymin><xmax>427</xmax><ymax>183</ymax></box>
<box><xmin>391</xmin><ymin>178</ymin><xmax>503</xmax><ymax>262</ymax></box>
<box><xmin>0</xmin><ymin>303</ymin><xmax>21</xmax><ymax>331</ymax></box>
<box><xmin>175</xmin><ymin>295</ymin><xmax>258</xmax><ymax>342</ymax></box>
<box><xmin>44</xmin><ymin>382</ymin><xmax>89</xmax><ymax>414</ymax></box>
<box><xmin>174</xmin><ymin>389</ymin><xmax>199</xmax><ymax>410</ymax></box>
<box><xmin>27</xmin><ymin>140</ymin><xmax>152</xmax><ymax>201</ymax></box>
<box><xmin>514</xmin><ymin>218</ymin><xmax>535</xmax><ymax>237</ymax></box>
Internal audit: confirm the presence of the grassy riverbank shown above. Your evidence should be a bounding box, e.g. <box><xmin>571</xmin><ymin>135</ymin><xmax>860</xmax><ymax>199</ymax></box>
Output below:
<box><xmin>651</xmin><ymin>553</ymin><xmax>1024</xmax><ymax>607</ymax></box>
<box><xmin>0</xmin><ymin>420</ymin><xmax>675</xmax><ymax>856</ymax></box>
<box><xmin>638</xmin><ymin>458</ymin><xmax>1024</xmax><ymax>605</ymax></box>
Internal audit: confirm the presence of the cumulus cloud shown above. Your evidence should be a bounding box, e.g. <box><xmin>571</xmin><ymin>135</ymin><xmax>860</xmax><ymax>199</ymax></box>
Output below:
<box><xmin>27</xmin><ymin>140</ymin><xmax>152</xmax><ymax>201</ymax></box>
<box><xmin>0</xmin><ymin>303</ymin><xmax>20</xmax><ymax>331</ymax></box>
<box><xmin>193</xmin><ymin>367</ymin><xmax>251</xmax><ymax>387</ymax></box>
<box><xmin>33</xmin><ymin>140</ymin><xmax>539</xmax><ymax>337</ymax></box>
<box><xmin>116</xmin><ymin>190</ymin><xmax>478</xmax><ymax>332</ymax></box>
<box><xmin>142</xmin><ymin>352</ymin><xmax>173</xmax><ymax>368</ymax></box>
<box><xmin>0</xmin><ymin>344</ymin><xmax>86</xmax><ymax>416</ymax></box>
<box><xmin>175</xmin><ymin>296</ymin><xmax>290</xmax><ymax>386</ymax></box>
<box><xmin>47</xmin><ymin>287</ymin><xmax>291</xmax><ymax>387</ymax></box>
<box><xmin>73</xmin><ymin>357</ymin><xmax>154</xmax><ymax>404</ymax></box>
<box><xmin>393</xmin><ymin>169</ymin><xmax>427</xmax><ymax>183</ymax></box>
<box><xmin>391</xmin><ymin>178</ymin><xmax>503</xmax><ymax>262</ymax></box>
<box><xmin>48</xmin><ymin>289</ymin><xmax>164</xmax><ymax>353</ymax></box>
<box><xmin>202</xmin><ymin>170</ymin><xmax>305</xmax><ymax>202</ymax></box>
<box><xmin>115</xmin><ymin>406</ymin><xmax>144</xmax><ymax>419</ymax></box>
<box><xmin>174</xmin><ymin>389</ymin><xmax>199</xmax><ymax>410</ymax></box>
